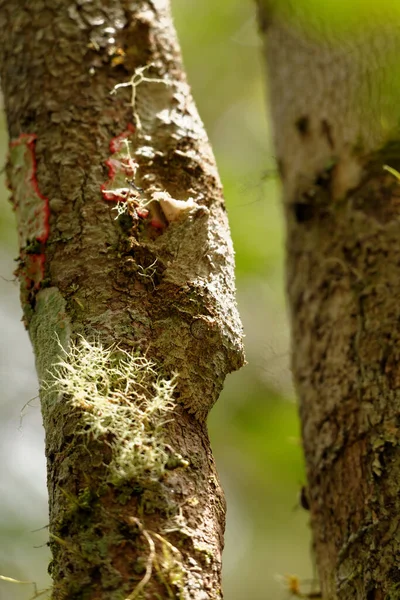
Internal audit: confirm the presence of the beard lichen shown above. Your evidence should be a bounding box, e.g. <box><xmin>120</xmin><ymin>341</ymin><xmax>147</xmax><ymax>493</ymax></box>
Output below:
<box><xmin>48</xmin><ymin>337</ymin><xmax>180</xmax><ymax>485</ymax></box>
<box><xmin>42</xmin><ymin>338</ymin><xmax>205</xmax><ymax>599</ymax></box>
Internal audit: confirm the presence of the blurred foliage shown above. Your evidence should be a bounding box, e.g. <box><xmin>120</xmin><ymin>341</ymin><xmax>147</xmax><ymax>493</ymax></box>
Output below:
<box><xmin>264</xmin><ymin>0</ymin><xmax>400</xmax><ymax>157</ymax></box>
<box><xmin>0</xmin><ymin>1</ymin><xmax>312</xmax><ymax>599</ymax></box>
<box><xmin>267</xmin><ymin>0</ymin><xmax>400</xmax><ymax>35</ymax></box>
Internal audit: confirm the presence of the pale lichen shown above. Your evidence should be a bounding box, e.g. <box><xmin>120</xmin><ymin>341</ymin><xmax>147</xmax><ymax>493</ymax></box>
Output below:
<box><xmin>110</xmin><ymin>63</ymin><xmax>172</xmax><ymax>131</ymax></box>
<box><xmin>47</xmin><ymin>337</ymin><xmax>178</xmax><ymax>485</ymax></box>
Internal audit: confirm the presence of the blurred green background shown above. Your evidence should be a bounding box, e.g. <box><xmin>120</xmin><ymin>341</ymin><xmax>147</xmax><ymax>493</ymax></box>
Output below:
<box><xmin>0</xmin><ymin>1</ymin><xmax>312</xmax><ymax>599</ymax></box>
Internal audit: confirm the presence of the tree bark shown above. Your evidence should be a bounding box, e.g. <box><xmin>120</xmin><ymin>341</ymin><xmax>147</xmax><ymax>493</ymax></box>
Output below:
<box><xmin>0</xmin><ymin>1</ymin><xmax>244</xmax><ymax>598</ymax></box>
<box><xmin>258</xmin><ymin>3</ymin><xmax>400</xmax><ymax>599</ymax></box>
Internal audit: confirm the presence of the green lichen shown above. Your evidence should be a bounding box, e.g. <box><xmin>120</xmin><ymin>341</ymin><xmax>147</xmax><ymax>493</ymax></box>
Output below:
<box><xmin>25</xmin><ymin>238</ymin><xmax>42</xmax><ymax>254</ymax></box>
<box><xmin>29</xmin><ymin>287</ymin><xmax>71</xmax><ymax>408</ymax></box>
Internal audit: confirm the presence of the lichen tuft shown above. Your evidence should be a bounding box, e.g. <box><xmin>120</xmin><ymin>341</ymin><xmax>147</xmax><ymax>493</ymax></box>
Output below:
<box><xmin>48</xmin><ymin>337</ymin><xmax>178</xmax><ymax>485</ymax></box>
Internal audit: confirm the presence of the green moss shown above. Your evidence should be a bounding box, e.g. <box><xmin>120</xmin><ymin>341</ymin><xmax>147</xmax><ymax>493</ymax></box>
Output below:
<box><xmin>40</xmin><ymin>277</ymin><xmax>52</xmax><ymax>288</ymax></box>
<box><xmin>117</xmin><ymin>482</ymin><xmax>143</xmax><ymax>504</ymax></box>
<box><xmin>386</xmin><ymin>584</ymin><xmax>400</xmax><ymax>600</ymax></box>
<box><xmin>139</xmin><ymin>486</ymin><xmax>176</xmax><ymax>517</ymax></box>
<box><xmin>193</xmin><ymin>542</ymin><xmax>213</xmax><ymax>567</ymax></box>
<box><xmin>77</xmin><ymin>487</ymin><xmax>99</xmax><ymax>510</ymax></box>
<box><xmin>81</xmin><ymin>537</ymin><xmax>110</xmax><ymax>560</ymax></box>
<box><xmin>25</xmin><ymin>238</ymin><xmax>42</xmax><ymax>254</ymax></box>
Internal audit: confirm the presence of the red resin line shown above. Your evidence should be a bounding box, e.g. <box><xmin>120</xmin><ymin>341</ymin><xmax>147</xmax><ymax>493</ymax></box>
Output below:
<box><xmin>10</xmin><ymin>133</ymin><xmax>50</xmax><ymax>291</ymax></box>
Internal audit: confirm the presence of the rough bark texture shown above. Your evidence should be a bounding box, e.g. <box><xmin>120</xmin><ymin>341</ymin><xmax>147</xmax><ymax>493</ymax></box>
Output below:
<box><xmin>0</xmin><ymin>1</ymin><xmax>244</xmax><ymax>598</ymax></box>
<box><xmin>258</xmin><ymin>3</ymin><xmax>400</xmax><ymax>599</ymax></box>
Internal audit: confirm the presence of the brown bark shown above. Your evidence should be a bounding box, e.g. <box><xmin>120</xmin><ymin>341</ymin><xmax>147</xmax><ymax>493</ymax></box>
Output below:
<box><xmin>258</xmin><ymin>3</ymin><xmax>400</xmax><ymax>599</ymax></box>
<box><xmin>0</xmin><ymin>1</ymin><xmax>244</xmax><ymax>598</ymax></box>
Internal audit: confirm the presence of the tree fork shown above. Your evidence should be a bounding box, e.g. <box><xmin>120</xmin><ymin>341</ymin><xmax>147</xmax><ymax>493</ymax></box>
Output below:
<box><xmin>0</xmin><ymin>1</ymin><xmax>244</xmax><ymax>598</ymax></box>
<box><xmin>258</xmin><ymin>3</ymin><xmax>400</xmax><ymax>599</ymax></box>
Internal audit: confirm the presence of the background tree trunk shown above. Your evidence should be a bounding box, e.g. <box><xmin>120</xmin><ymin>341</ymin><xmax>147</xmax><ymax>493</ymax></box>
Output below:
<box><xmin>0</xmin><ymin>1</ymin><xmax>244</xmax><ymax>598</ymax></box>
<box><xmin>258</xmin><ymin>3</ymin><xmax>400</xmax><ymax>599</ymax></box>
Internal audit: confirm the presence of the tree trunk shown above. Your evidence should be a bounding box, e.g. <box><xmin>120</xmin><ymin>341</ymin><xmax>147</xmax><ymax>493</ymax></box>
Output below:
<box><xmin>258</xmin><ymin>3</ymin><xmax>400</xmax><ymax>599</ymax></box>
<box><xmin>0</xmin><ymin>1</ymin><xmax>244</xmax><ymax>598</ymax></box>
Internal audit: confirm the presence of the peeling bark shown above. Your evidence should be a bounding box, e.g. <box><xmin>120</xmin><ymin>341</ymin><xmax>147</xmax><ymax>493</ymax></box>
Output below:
<box><xmin>0</xmin><ymin>1</ymin><xmax>244</xmax><ymax>598</ymax></box>
<box><xmin>258</xmin><ymin>3</ymin><xmax>400</xmax><ymax>599</ymax></box>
